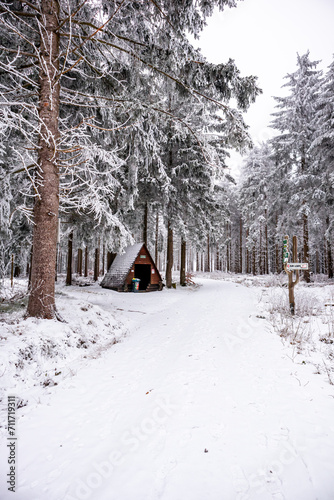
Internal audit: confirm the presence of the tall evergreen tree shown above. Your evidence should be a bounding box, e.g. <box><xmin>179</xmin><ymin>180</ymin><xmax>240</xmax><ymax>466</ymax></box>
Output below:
<box><xmin>311</xmin><ymin>57</ymin><xmax>334</xmax><ymax>277</ymax></box>
<box><xmin>271</xmin><ymin>52</ymin><xmax>323</xmax><ymax>281</ymax></box>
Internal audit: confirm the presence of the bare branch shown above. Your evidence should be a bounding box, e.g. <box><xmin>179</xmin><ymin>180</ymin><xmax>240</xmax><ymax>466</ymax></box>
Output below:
<box><xmin>0</xmin><ymin>8</ymin><xmax>38</xmax><ymax>18</ymax></box>
<box><xmin>148</xmin><ymin>0</ymin><xmax>176</xmax><ymax>31</ymax></box>
<box><xmin>85</xmin><ymin>121</ymin><xmax>137</xmax><ymax>132</ymax></box>
<box><xmin>57</xmin><ymin>0</ymin><xmax>88</xmax><ymax>31</ymax></box>
<box><xmin>0</xmin><ymin>18</ymin><xmax>39</xmax><ymax>50</ymax></box>
<box><xmin>59</xmin><ymin>55</ymin><xmax>84</xmax><ymax>77</ymax></box>
<box><xmin>65</xmin><ymin>17</ymin><xmax>148</xmax><ymax>49</ymax></box>
<box><xmin>61</xmin><ymin>87</ymin><xmax>128</xmax><ymax>103</ymax></box>
<box><xmin>0</xmin><ymin>46</ymin><xmax>38</xmax><ymax>59</ymax></box>
<box><xmin>16</xmin><ymin>0</ymin><xmax>41</xmax><ymax>13</ymax></box>
<box><xmin>72</xmin><ymin>0</ymin><xmax>128</xmax><ymax>55</ymax></box>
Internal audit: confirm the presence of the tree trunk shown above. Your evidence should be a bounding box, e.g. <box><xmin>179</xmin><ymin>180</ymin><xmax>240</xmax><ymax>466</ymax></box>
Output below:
<box><xmin>275</xmin><ymin>214</ymin><xmax>279</xmax><ymax>274</ymax></box>
<box><xmin>143</xmin><ymin>201</ymin><xmax>148</xmax><ymax>245</ymax></box>
<box><xmin>102</xmin><ymin>244</ymin><xmax>105</xmax><ymax>275</ymax></box>
<box><xmin>328</xmin><ymin>243</ymin><xmax>333</xmax><ymax>279</ymax></box>
<box><xmin>166</xmin><ymin>221</ymin><xmax>173</xmax><ymax>288</ymax></box>
<box><xmin>180</xmin><ymin>239</ymin><xmax>186</xmax><ymax>286</ymax></box>
<box><xmin>265</xmin><ymin>214</ymin><xmax>269</xmax><ymax>275</ymax></box>
<box><xmin>155</xmin><ymin>210</ymin><xmax>159</xmax><ymax>266</ymax></box>
<box><xmin>252</xmin><ymin>246</ymin><xmax>256</xmax><ymax>276</ymax></box>
<box><xmin>246</xmin><ymin>227</ymin><xmax>250</xmax><ymax>274</ymax></box>
<box><xmin>303</xmin><ymin>211</ymin><xmax>310</xmax><ymax>283</ymax></box>
<box><xmin>55</xmin><ymin>246</ymin><xmax>58</xmax><ymax>282</ymax></box>
<box><xmin>28</xmin><ymin>247</ymin><xmax>33</xmax><ymax>289</ymax></box>
<box><xmin>326</xmin><ymin>217</ymin><xmax>333</xmax><ymax>279</ymax></box>
<box><xmin>226</xmin><ymin>222</ymin><xmax>231</xmax><ymax>273</ymax></box>
<box><xmin>315</xmin><ymin>250</ymin><xmax>320</xmax><ymax>275</ymax></box>
<box><xmin>11</xmin><ymin>254</ymin><xmax>14</xmax><ymax>287</ymax></box>
<box><xmin>59</xmin><ymin>251</ymin><xmax>62</xmax><ymax>275</ymax></box>
<box><xmin>66</xmin><ymin>232</ymin><xmax>73</xmax><ymax>286</ymax></box>
<box><xmin>84</xmin><ymin>247</ymin><xmax>88</xmax><ymax>277</ymax></box>
<box><xmin>27</xmin><ymin>1</ymin><xmax>60</xmax><ymax>318</ymax></box>
<box><xmin>77</xmin><ymin>248</ymin><xmax>83</xmax><ymax>276</ymax></box>
<box><xmin>239</xmin><ymin>217</ymin><xmax>243</xmax><ymax>273</ymax></box>
<box><xmin>300</xmin><ymin>154</ymin><xmax>310</xmax><ymax>283</ymax></box>
<box><xmin>205</xmin><ymin>235</ymin><xmax>210</xmax><ymax>272</ymax></box>
<box><xmin>94</xmin><ymin>247</ymin><xmax>99</xmax><ymax>281</ymax></box>
<box><xmin>259</xmin><ymin>228</ymin><xmax>263</xmax><ymax>275</ymax></box>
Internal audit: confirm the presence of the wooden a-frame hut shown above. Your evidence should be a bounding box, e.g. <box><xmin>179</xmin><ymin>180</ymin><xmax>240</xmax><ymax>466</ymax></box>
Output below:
<box><xmin>100</xmin><ymin>243</ymin><xmax>163</xmax><ymax>292</ymax></box>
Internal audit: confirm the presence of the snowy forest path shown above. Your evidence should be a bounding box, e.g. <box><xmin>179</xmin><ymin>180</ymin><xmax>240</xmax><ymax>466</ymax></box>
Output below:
<box><xmin>7</xmin><ymin>279</ymin><xmax>334</xmax><ymax>500</ymax></box>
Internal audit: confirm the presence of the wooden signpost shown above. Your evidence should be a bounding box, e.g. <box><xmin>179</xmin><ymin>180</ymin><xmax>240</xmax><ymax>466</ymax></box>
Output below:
<box><xmin>283</xmin><ymin>235</ymin><xmax>308</xmax><ymax>315</ymax></box>
<box><xmin>286</xmin><ymin>263</ymin><xmax>309</xmax><ymax>271</ymax></box>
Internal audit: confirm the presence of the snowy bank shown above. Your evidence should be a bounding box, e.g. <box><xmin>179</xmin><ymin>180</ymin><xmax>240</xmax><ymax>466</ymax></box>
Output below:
<box><xmin>0</xmin><ymin>284</ymin><xmax>126</xmax><ymax>423</ymax></box>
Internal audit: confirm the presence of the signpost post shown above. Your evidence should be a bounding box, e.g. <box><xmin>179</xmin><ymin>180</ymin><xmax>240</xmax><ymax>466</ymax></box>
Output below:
<box><xmin>283</xmin><ymin>235</ymin><xmax>307</xmax><ymax>315</ymax></box>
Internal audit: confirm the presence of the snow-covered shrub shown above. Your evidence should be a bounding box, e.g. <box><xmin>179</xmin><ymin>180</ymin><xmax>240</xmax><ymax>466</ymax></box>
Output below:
<box><xmin>266</xmin><ymin>286</ymin><xmax>321</xmax><ymax>318</ymax></box>
<box><xmin>262</xmin><ymin>273</ymin><xmax>287</xmax><ymax>288</ymax></box>
<box><xmin>294</xmin><ymin>288</ymin><xmax>322</xmax><ymax>317</ymax></box>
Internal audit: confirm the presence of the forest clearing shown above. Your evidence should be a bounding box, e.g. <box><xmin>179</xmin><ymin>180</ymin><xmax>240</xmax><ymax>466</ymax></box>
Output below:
<box><xmin>1</xmin><ymin>273</ymin><xmax>334</xmax><ymax>499</ymax></box>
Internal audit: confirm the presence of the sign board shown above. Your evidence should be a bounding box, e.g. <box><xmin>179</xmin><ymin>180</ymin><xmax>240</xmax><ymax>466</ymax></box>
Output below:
<box><xmin>286</xmin><ymin>263</ymin><xmax>309</xmax><ymax>271</ymax></box>
<box><xmin>283</xmin><ymin>237</ymin><xmax>289</xmax><ymax>264</ymax></box>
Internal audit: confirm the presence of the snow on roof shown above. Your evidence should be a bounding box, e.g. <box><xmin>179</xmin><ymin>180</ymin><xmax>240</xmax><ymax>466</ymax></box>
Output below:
<box><xmin>101</xmin><ymin>242</ymin><xmax>144</xmax><ymax>289</ymax></box>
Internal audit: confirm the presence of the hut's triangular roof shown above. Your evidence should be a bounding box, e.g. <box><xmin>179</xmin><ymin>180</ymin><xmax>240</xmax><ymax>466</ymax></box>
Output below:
<box><xmin>100</xmin><ymin>242</ymin><xmax>144</xmax><ymax>289</ymax></box>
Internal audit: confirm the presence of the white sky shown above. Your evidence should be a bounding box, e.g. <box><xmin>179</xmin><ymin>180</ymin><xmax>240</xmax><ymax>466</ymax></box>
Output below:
<box><xmin>191</xmin><ymin>0</ymin><xmax>334</xmax><ymax>174</ymax></box>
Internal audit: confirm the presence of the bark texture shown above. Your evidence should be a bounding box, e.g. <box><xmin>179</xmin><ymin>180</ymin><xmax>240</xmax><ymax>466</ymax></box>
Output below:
<box><xmin>143</xmin><ymin>201</ymin><xmax>148</xmax><ymax>246</ymax></box>
<box><xmin>166</xmin><ymin>221</ymin><xmax>173</xmax><ymax>288</ymax></box>
<box><xmin>84</xmin><ymin>247</ymin><xmax>88</xmax><ymax>277</ymax></box>
<box><xmin>180</xmin><ymin>239</ymin><xmax>186</xmax><ymax>286</ymax></box>
<box><xmin>66</xmin><ymin>232</ymin><xmax>73</xmax><ymax>286</ymax></box>
<box><xmin>27</xmin><ymin>1</ymin><xmax>60</xmax><ymax>318</ymax></box>
<box><xmin>155</xmin><ymin>211</ymin><xmax>159</xmax><ymax>266</ymax></box>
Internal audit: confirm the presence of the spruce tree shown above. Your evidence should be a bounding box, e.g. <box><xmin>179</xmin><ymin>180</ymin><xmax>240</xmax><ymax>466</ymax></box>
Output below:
<box><xmin>271</xmin><ymin>52</ymin><xmax>323</xmax><ymax>282</ymax></box>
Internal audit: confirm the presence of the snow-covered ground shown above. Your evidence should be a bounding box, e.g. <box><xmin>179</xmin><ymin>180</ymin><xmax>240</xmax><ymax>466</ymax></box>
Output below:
<box><xmin>1</xmin><ymin>274</ymin><xmax>334</xmax><ymax>500</ymax></box>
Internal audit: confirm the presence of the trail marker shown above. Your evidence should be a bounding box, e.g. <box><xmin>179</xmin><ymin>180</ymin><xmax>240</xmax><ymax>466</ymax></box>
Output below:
<box><xmin>283</xmin><ymin>237</ymin><xmax>289</xmax><ymax>264</ymax></box>
<box><xmin>286</xmin><ymin>263</ymin><xmax>309</xmax><ymax>271</ymax></box>
<box><xmin>283</xmin><ymin>235</ymin><xmax>299</xmax><ymax>315</ymax></box>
